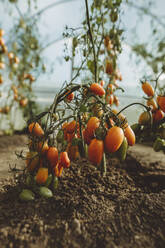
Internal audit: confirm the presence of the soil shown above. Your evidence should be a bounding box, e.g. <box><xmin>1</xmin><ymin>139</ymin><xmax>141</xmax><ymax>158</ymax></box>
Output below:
<box><xmin>0</xmin><ymin>135</ymin><xmax>165</xmax><ymax>248</ymax></box>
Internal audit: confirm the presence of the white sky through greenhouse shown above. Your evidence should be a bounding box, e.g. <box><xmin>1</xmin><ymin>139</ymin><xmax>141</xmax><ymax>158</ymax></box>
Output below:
<box><xmin>0</xmin><ymin>0</ymin><xmax>165</xmax><ymax>91</ymax></box>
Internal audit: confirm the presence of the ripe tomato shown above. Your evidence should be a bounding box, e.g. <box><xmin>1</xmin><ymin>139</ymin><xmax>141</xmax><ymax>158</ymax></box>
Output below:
<box><xmin>88</xmin><ymin>138</ymin><xmax>104</xmax><ymax>165</ymax></box>
<box><xmin>47</xmin><ymin>147</ymin><xmax>58</xmax><ymax>168</ymax></box>
<box><xmin>59</xmin><ymin>152</ymin><xmax>70</xmax><ymax>168</ymax></box>
<box><xmin>36</xmin><ymin>168</ymin><xmax>48</xmax><ymax>184</ymax></box>
<box><xmin>114</xmin><ymin>95</ymin><xmax>119</xmax><ymax>106</ymax></box>
<box><xmin>158</xmin><ymin>96</ymin><xmax>165</xmax><ymax>113</ymax></box>
<box><xmin>105</xmin><ymin>60</ymin><xmax>113</xmax><ymax>75</ymax></box>
<box><xmin>87</xmin><ymin>117</ymin><xmax>100</xmax><ymax>136</ymax></box>
<box><xmin>90</xmin><ymin>83</ymin><xmax>105</xmax><ymax>96</ymax></box>
<box><xmin>66</xmin><ymin>120</ymin><xmax>77</xmax><ymax>133</ymax></box>
<box><xmin>26</xmin><ymin>151</ymin><xmax>39</xmax><ymax>172</ymax></box>
<box><xmin>124</xmin><ymin>125</ymin><xmax>135</xmax><ymax>146</ymax></box>
<box><xmin>100</xmin><ymin>80</ymin><xmax>105</xmax><ymax>87</ymax></box>
<box><xmin>28</xmin><ymin>122</ymin><xmax>44</xmax><ymax>137</ymax></box>
<box><xmin>109</xmin><ymin>94</ymin><xmax>114</xmax><ymax>105</ymax></box>
<box><xmin>66</xmin><ymin>91</ymin><xmax>74</xmax><ymax>102</ymax></box>
<box><xmin>19</xmin><ymin>98</ymin><xmax>28</xmax><ymax>107</ymax></box>
<box><xmin>83</xmin><ymin>128</ymin><xmax>92</xmax><ymax>145</ymax></box>
<box><xmin>142</xmin><ymin>82</ymin><xmax>154</xmax><ymax>97</ymax></box>
<box><xmin>54</xmin><ymin>163</ymin><xmax>63</xmax><ymax>177</ymax></box>
<box><xmin>37</xmin><ymin>141</ymin><xmax>49</xmax><ymax>155</ymax></box>
<box><xmin>147</xmin><ymin>98</ymin><xmax>157</xmax><ymax>110</ymax></box>
<box><xmin>108</xmin><ymin>83</ymin><xmax>115</xmax><ymax>94</ymax></box>
<box><xmin>152</xmin><ymin>109</ymin><xmax>164</xmax><ymax>122</ymax></box>
<box><xmin>104</xmin><ymin>126</ymin><xmax>124</xmax><ymax>153</ymax></box>
<box><xmin>138</xmin><ymin>111</ymin><xmax>151</xmax><ymax>125</ymax></box>
<box><xmin>66</xmin><ymin>143</ymin><xmax>80</xmax><ymax>161</ymax></box>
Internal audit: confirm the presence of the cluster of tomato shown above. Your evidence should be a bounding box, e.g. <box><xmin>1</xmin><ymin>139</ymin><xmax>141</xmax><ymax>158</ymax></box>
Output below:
<box><xmin>103</xmin><ymin>35</ymin><xmax>122</xmax><ymax>107</ymax></box>
<box><xmin>0</xmin><ymin>28</ymin><xmax>35</xmax><ymax>115</ymax></box>
<box><xmin>131</xmin><ymin>81</ymin><xmax>165</xmax><ymax>152</ymax></box>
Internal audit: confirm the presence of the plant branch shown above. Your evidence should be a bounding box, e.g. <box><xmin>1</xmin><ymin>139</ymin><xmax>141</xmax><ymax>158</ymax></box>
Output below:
<box><xmin>85</xmin><ymin>0</ymin><xmax>97</xmax><ymax>82</ymax></box>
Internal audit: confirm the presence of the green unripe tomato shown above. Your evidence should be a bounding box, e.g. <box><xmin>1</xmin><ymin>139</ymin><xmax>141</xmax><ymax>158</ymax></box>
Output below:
<box><xmin>153</xmin><ymin>138</ymin><xmax>165</xmax><ymax>152</ymax></box>
<box><xmin>117</xmin><ymin>137</ymin><xmax>128</xmax><ymax>161</ymax></box>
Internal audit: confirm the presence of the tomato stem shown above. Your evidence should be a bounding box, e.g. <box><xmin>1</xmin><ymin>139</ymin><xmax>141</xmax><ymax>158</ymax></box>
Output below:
<box><xmin>100</xmin><ymin>153</ymin><xmax>106</xmax><ymax>177</ymax></box>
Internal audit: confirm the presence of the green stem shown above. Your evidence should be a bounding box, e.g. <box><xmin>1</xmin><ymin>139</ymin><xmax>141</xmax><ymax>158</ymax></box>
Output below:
<box><xmin>85</xmin><ymin>0</ymin><xmax>97</xmax><ymax>82</ymax></box>
<box><xmin>117</xmin><ymin>102</ymin><xmax>151</xmax><ymax>116</ymax></box>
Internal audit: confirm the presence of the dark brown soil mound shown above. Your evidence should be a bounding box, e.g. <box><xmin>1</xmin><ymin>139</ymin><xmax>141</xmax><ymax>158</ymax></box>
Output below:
<box><xmin>0</xmin><ymin>151</ymin><xmax>165</xmax><ymax>248</ymax></box>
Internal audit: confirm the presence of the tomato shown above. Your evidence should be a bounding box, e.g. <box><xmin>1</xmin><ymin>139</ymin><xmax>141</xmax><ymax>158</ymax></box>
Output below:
<box><xmin>66</xmin><ymin>143</ymin><xmax>80</xmax><ymax>161</ymax></box>
<box><xmin>37</xmin><ymin>141</ymin><xmax>49</xmax><ymax>155</ymax></box>
<box><xmin>90</xmin><ymin>83</ymin><xmax>105</xmax><ymax>96</ymax></box>
<box><xmin>153</xmin><ymin>138</ymin><xmax>165</xmax><ymax>152</ymax></box>
<box><xmin>152</xmin><ymin>109</ymin><xmax>164</xmax><ymax>122</ymax></box>
<box><xmin>105</xmin><ymin>60</ymin><xmax>113</xmax><ymax>75</ymax></box>
<box><xmin>0</xmin><ymin>29</ymin><xmax>5</xmax><ymax>37</ymax></box>
<box><xmin>104</xmin><ymin>126</ymin><xmax>124</xmax><ymax>153</ymax></box>
<box><xmin>158</xmin><ymin>96</ymin><xmax>165</xmax><ymax>113</ymax></box>
<box><xmin>100</xmin><ymin>80</ymin><xmax>105</xmax><ymax>87</ymax></box>
<box><xmin>66</xmin><ymin>91</ymin><xmax>74</xmax><ymax>102</ymax></box>
<box><xmin>26</xmin><ymin>151</ymin><xmax>39</xmax><ymax>172</ymax></box>
<box><xmin>28</xmin><ymin>122</ymin><xmax>44</xmax><ymax>137</ymax></box>
<box><xmin>138</xmin><ymin>111</ymin><xmax>151</xmax><ymax>125</ymax></box>
<box><xmin>87</xmin><ymin>116</ymin><xmax>100</xmax><ymax>136</ymax></box>
<box><xmin>59</xmin><ymin>152</ymin><xmax>70</xmax><ymax>168</ymax></box>
<box><xmin>142</xmin><ymin>82</ymin><xmax>154</xmax><ymax>97</ymax></box>
<box><xmin>36</xmin><ymin>168</ymin><xmax>48</xmax><ymax>184</ymax></box>
<box><xmin>88</xmin><ymin>138</ymin><xmax>104</xmax><ymax>165</ymax></box>
<box><xmin>47</xmin><ymin>147</ymin><xmax>58</xmax><ymax>168</ymax></box>
<box><xmin>54</xmin><ymin>163</ymin><xmax>63</xmax><ymax>177</ymax></box>
<box><xmin>104</xmin><ymin>36</ymin><xmax>110</xmax><ymax>47</ymax></box>
<box><xmin>131</xmin><ymin>123</ymin><xmax>141</xmax><ymax>135</ymax></box>
<box><xmin>146</xmin><ymin>98</ymin><xmax>157</xmax><ymax>110</ymax></box>
<box><xmin>117</xmin><ymin>137</ymin><xmax>128</xmax><ymax>161</ymax></box>
<box><xmin>83</xmin><ymin>128</ymin><xmax>92</xmax><ymax>145</ymax></box>
<box><xmin>66</xmin><ymin>120</ymin><xmax>77</xmax><ymax>133</ymax></box>
<box><xmin>108</xmin><ymin>83</ymin><xmax>115</xmax><ymax>94</ymax></box>
<box><xmin>66</xmin><ymin>132</ymin><xmax>75</xmax><ymax>143</ymax></box>
<box><xmin>114</xmin><ymin>95</ymin><xmax>119</xmax><ymax>106</ymax></box>
<box><xmin>109</xmin><ymin>94</ymin><xmax>114</xmax><ymax>105</ymax></box>
<box><xmin>19</xmin><ymin>98</ymin><xmax>28</xmax><ymax>107</ymax></box>
<box><xmin>124</xmin><ymin>125</ymin><xmax>135</xmax><ymax>146</ymax></box>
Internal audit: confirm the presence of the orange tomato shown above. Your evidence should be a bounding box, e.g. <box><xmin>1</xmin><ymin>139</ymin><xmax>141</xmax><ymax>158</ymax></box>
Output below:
<box><xmin>105</xmin><ymin>60</ymin><xmax>113</xmax><ymax>75</ymax></box>
<box><xmin>108</xmin><ymin>83</ymin><xmax>115</xmax><ymax>94</ymax></box>
<box><xmin>114</xmin><ymin>95</ymin><xmax>119</xmax><ymax>106</ymax></box>
<box><xmin>104</xmin><ymin>36</ymin><xmax>110</xmax><ymax>47</ymax></box>
<box><xmin>138</xmin><ymin>111</ymin><xmax>151</xmax><ymax>125</ymax></box>
<box><xmin>26</xmin><ymin>152</ymin><xmax>39</xmax><ymax>172</ymax></box>
<box><xmin>152</xmin><ymin>109</ymin><xmax>164</xmax><ymax>122</ymax></box>
<box><xmin>19</xmin><ymin>98</ymin><xmax>28</xmax><ymax>107</ymax></box>
<box><xmin>47</xmin><ymin>147</ymin><xmax>58</xmax><ymax>168</ymax></box>
<box><xmin>142</xmin><ymin>82</ymin><xmax>154</xmax><ymax>97</ymax></box>
<box><xmin>66</xmin><ymin>91</ymin><xmax>74</xmax><ymax>102</ymax></box>
<box><xmin>146</xmin><ymin>98</ymin><xmax>157</xmax><ymax>110</ymax></box>
<box><xmin>37</xmin><ymin>141</ymin><xmax>49</xmax><ymax>155</ymax></box>
<box><xmin>66</xmin><ymin>143</ymin><xmax>80</xmax><ymax>161</ymax></box>
<box><xmin>59</xmin><ymin>152</ymin><xmax>70</xmax><ymax>168</ymax></box>
<box><xmin>158</xmin><ymin>96</ymin><xmax>165</xmax><ymax>113</ymax></box>
<box><xmin>0</xmin><ymin>62</ymin><xmax>5</xmax><ymax>69</ymax></box>
<box><xmin>109</xmin><ymin>94</ymin><xmax>114</xmax><ymax>105</ymax></box>
<box><xmin>104</xmin><ymin>126</ymin><xmax>124</xmax><ymax>153</ymax></box>
<box><xmin>87</xmin><ymin>117</ymin><xmax>100</xmax><ymax>136</ymax></box>
<box><xmin>0</xmin><ymin>29</ymin><xmax>4</xmax><ymax>37</ymax></box>
<box><xmin>66</xmin><ymin>120</ymin><xmax>77</xmax><ymax>133</ymax></box>
<box><xmin>88</xmin><ymin>138</ymin><xmax>104</xmax><ymax>165</ymax></box>
<box><xmin>124</xmin><ymin>125</ymin><xmax>135</xmax><ymax>146</ymax></box>
<box><xmin>28</xmin><ymin>122</ymin><xmax>44</xmax><ymax>137</ymax></box>
<box><xmin>36</xmin><ymin>168</ymin><xmax>48</xmax><ymax>184</ymax></box>
<box><xmin>83</xmin><ymin>128</ymin><xmax>92</xmax><ymax>145</ymax></box>
<box><xmin>54</xmin><ymin>163</ymin><xmax>63</xmax><ymax>177</ymax></box>
<box><xmin>66</xmin><ymin>132</ymin><xmax>75</xmax><ymax>142</ymax></box>
<box><xmin>90</xmin><ymin>83</ymin><xmax>105</xmax><ymax>96</ymax></box>
<box><xmin>100</xmin><ymin>80</ymin><xmax>105</xmax><ymax>87</ymax></box>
